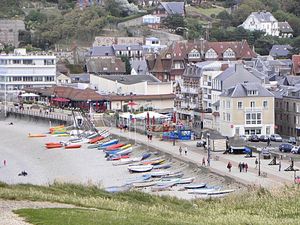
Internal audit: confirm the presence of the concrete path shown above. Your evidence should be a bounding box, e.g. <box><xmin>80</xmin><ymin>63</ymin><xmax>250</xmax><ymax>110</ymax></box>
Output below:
<box><xmin>108</xmin><ymin>127</ymin><xmax>298</xmax><ymax>188</ymax></box>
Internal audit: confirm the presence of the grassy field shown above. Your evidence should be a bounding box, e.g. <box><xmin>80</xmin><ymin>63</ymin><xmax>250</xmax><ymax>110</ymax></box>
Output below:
<box><xmin>186</xmin><ymin>6</ymin><xmax>225</xmax><ymax>18</ymax></box>
<box><xmin>1</xmin><ymin>182</ymin><xmax>300</xmax><ymax>225</ymax></box>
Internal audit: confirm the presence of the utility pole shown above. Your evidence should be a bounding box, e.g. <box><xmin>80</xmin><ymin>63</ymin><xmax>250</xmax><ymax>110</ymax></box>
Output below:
<box><xmin>207</xmin><ymin>133</ymin><xmax>210</xmax><ymax>166</ymax></box>
<box><xmin>258</xmin><ymin>152</ymin><xmax>261</xmax><ymax>176</ymax></box>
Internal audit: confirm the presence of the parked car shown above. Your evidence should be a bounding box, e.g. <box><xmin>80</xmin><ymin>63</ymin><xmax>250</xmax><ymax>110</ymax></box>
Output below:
<box><xmin>196</xmin><ymin>140</ymin><xmax>206</xmax><ymax>147</ymax></box>
<box><xmin>239</xmin><ymin>135</ymin><xmax>249</xmax><ymax>141</ymax></box>
<box><xmin>249</xmin><ymin>134</ymin><xmax>260</xmax><ymax>142</ymax></box>
<box><xmin>261</xmin><ymin>147</ymin><xmax>271</xmax><ymax>159</ymax></box>
<box><xmin>270</xmin><ymin>134</ymin><xmax>283</xmax><ymax>142</ymax></box>
<box><xmin>279</xmin><ymin>143</ymin><xmax>294</xmax><ymax>152</ymax></box>
<box><xmin>288</xmin><ymin>137</ymin><xmax>297</xmax><ymax>145</ymax></box>
<box><xmin>291</xmin><ymin>146</ymin><xmax>300</xmax><ymax>154</ymax></box>
<box><xmin>259</xmin><ymin>135</ymin><xmax>269</xmax><ymax>142</ymax></box>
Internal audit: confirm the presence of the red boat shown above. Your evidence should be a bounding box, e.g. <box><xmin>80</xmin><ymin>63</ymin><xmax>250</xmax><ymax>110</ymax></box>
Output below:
<box><xmin>89</xmin><ymin>136</ymin><xmax>104</xmax><ymax>144</ymax></box>
<box><xmin>112</xmin><ymin>155</ymin><xmax>130</xmax><ymax>160</ymax></box>
<box><xmin>105</xmin><ymin>143</ymin><xmax>125</xmax><ymax>151</ymax></box>
<box><xmin>46</xmin><ymin>144</ymin><xmax>63</xmax><ymax>149</ymax></box>
<box><xmin>45</xmin><ymin>142</ymin><xmax>61</xmax><ymax>146</ymax></box>
<box><xmin>65</xmin><ymin>144</ymin><xmax>82</xmax><ymax>149</ymax></box>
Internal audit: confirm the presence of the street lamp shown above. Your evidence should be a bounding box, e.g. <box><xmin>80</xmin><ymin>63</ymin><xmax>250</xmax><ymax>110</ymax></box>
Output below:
<box><xmin>207</xmin><ymin>132</ymin><xmax>211</xmax><ymax>166</ymax></box>
<box><xmin>258</xmin><ymin>152</ymin><xmax>261</xmax><ymax>176</ymax></box>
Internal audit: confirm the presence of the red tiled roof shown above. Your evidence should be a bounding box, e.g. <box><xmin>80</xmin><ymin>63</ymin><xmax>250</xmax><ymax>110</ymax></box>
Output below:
<box><xmin>292</xmin><ymin>55</ymin><xmax>300</xmax><ymax>75</ymax></box>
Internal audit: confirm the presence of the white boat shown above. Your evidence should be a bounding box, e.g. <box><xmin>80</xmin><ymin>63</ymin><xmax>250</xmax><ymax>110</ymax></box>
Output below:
<box><xmin>128</xmin><ymin>165</ymin><xmax>153</xmax><ymax>173</ymax></box>
<box><xmin>184</xmin><ymin>183</ymin><xmax>207</xmax><ymax>189</ymax></box>
<box><xmin>132</xmin><ymin>180</ymin><xmax>157</xmax><ymax>188</ymax></box>
<box><xmin>151</xmin><ymin>182</ymin><xmax>176</xmax><ymax>191</ymax></box>
<box><xmin>177</xmin><ymin>177</ymin><xmax>195</xmax><ymax>184</ymax></box>
<box><xmin>156</xmin><ymin>178</ymin><xmax>180</xmax><ymax>186</ymax></box>
<box><xmin>113</xmin><ymin>157</ymin><xmax>142</xmax><ymax>166</ymax></box>
<box><xmin>207</xmin><ymin>189</ymin><xmax>235</xmax><ymax>195</ymax></box>
<box><xmin>188</xmin><ymin>188</ymin><xmax>217</xmax><ymax>194</ymax></box>
<box><xmin>150</xmin><ymin>170</ymin><xmax>172</xmax><ymax>177</ymax></box>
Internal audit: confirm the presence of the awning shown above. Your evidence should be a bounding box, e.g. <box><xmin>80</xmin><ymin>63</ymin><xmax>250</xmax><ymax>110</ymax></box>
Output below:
<box><xmin>52</xmin><ymin>97</ymin><xmax>70</xmax><ymax>102</ymax></box>
<box><xmin>20</xmin><ymin>93</ymin><xmax>39</xmax><ymax>97</ymax></box>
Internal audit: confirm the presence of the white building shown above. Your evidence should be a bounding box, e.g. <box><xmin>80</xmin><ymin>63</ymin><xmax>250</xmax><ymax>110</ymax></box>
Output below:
<box><xmin>0</xmin><ymin>49</ymin><xmax>56</xmax><ymax>100</ymax></box>
<box><xmin>240</xmin><ymin>11</ymin><xmax>279</xmax><ymax>36</ymax></box>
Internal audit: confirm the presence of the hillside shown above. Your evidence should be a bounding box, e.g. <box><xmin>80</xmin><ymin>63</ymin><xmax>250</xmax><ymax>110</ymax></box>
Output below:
<box><xmin>1</xmin><ymin>182</ymin><xmax>300</xmax><ymax>225</ymax></box>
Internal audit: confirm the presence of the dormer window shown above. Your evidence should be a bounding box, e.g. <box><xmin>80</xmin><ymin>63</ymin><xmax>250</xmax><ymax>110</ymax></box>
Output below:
<box><xmin>223</xmin><ymin>48</ymin><xmax>236</xmax><ymax>59</ymax></box>
<box><xmin>205</xmin><ymin>48</ymin><xmax>217</xmax><ymax>59</ymax></box>
<box><xmin>247</xmin><ymin>90</ymin><xmax>258</xmax><ymax>96</ymax></box>
<box><xmin>188</xmin><ymin>49</ymin><xmax>200</xmax><ymax>59</ymax></box>
<box><xmin>166</xmin><ymin>53</ymin><xmax>171</xmax><ymax>58</ymax></box>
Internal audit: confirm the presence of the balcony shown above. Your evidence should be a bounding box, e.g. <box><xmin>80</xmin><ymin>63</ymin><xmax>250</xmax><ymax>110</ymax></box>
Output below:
<box><xmin>244</xmin><ymin>107</ymin><xmax>263</xmax><ymax>112</ymax></box>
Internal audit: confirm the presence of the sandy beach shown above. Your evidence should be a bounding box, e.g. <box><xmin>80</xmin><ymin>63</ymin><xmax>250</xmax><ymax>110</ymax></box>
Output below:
<box><xmin>0</xmin><ymin>118</ymin><xmax>243</xmax><ymax>200</ymax></box>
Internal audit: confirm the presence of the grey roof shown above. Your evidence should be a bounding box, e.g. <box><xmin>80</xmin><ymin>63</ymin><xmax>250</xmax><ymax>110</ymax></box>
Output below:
<box><xmin>86</xmin><ymin>57</ymin><xmax>126</xmax><ymax>74</ymax></box>
<box><xmin>215</xmin><ymin>67</ymin><xmax>235</xmax><ymax>81</ymax></box>
<box><xmin>90</xmin><ymin>46</ymin><xmax>114</xmax><ymax>57</ymax></box>
<box><xmin>220</xmin><ymin>83</ymin><xmax>273</xmax><ymax>98</ymax></box>
<box><xmin>278</xmin><ymin>22</ymin><xmax>293</xmax><ymax>33</ymax></box>
<box><xmin>269</xmin><ymin>45</ymin><xmax>292</xmax><ymax>58</ymax></box>
<box><xmin>70</xmin><ymin>73</ymin><xmax>90</xmax><ymax>83</ymax></box>
<box><xmin>251</xmin><ymin>11</ymin><xmax>277</xmax><ymax>22</ymax></box>
<box><xmin>130</xmin><ymin>59</ymin><xmax>149</xmax><ymax>75</ymax></box>
<box><xmin>113</xmin><ymin>44</ymin><xmax>143</xmax><ymax>51</ymax></box>
<box><xmin>160</xmin><ymin>2</ymin><xmax>185</xmax><ymax>15</ymax></box>
<box><xmin>99</xmin><ymin>74</ymin><xmax>160</xmax><ymax>85</ymax></box>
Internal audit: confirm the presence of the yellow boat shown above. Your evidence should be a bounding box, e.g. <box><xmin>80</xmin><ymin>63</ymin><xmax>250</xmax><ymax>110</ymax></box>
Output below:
<box><xmin>120</xmin><ymin>144</ymin><xmax>132</xmax><ymax>150</ymax></box>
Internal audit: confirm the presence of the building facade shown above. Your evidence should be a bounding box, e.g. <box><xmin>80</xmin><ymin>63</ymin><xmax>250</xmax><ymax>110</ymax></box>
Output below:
<box><xmin>0</xmin><ymin>49</ymin><xmax>56</xmax><ymax>100</ymax></box>
<box><xmin>219</xmin><ymin>83</ymin><xmax>274</xmax><ymax>137</ymax></box>
<box><xmin>0</xmin><ymin>20</ymin><xmax>25</xmax><ymax>47</ymax></box>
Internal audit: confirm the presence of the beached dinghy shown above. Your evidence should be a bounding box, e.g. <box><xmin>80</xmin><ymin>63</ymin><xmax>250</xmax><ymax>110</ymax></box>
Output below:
<box><xmin>151</xmin><ymin>182</ymin><xmax>176</xmax><ymax>191</ymax></box>
<box><xmin>105</xmin><ymin>185</ymin><xmax>131</xmax><ymax>193</ymax></box>
<box><xmin>132</xmin><ymin>180</ymin><xmax>158</xmax><ymax>188</ymax></box>
<box><xmin>113</xmin><ymin>156</ymin><xmax>143</xmax><ymax>166</ymax></box>
<box><xmin>128</xmin><ymin>164</ymin><xmax>153</xmax><ymax>173</ymax></box>
<box><xmin>98</xmin><ymin>139</ymin><xmax>119</xmax><ymax>149</ymax></box>
<box><xmin>149</xmin><ymin>170</ymin><xmax>173</xmax><ymax>178</ymax></box>
<box><xmin>206</xmin><ymin>189</ymin><xmax>235</xmax><ymax>195</ymax></box>
<box><xmin>176</xmin><ymin>177</ymin><xmax>195</xmax><ymax>184</ymax></box>
<box><xmin>65</xmin><ymin>144</ymin><xmax>82</xmax><ymax>149</ymax></box>
<box><xmin>189</xmin><ymin>187</ymin><xmax>221</xmax><ymax>195</ymax></box>
<box><xmin>29</xmin><ymin>133</ymin><xmax>47</xmax><ymax>138</ymax></box>
<box><xmin>105</xmin><ymin>143</ymin><xmax>126</xmax><ymax>151</ymax></box>
<box><xmin>105</xmin><ymin>147</ymin><xmax>133</xmax><ymax>157</ymax></box>
<box><xmin>153</xmin><ymin>163</ymin><xmax>172</xmax><ymax>170</ymax></box>
<box><xmin>142</xmin><ymin>158</ymin><xmax>165</xmax><ymax>165</ymax></box>
<box><xmin>125</xmin><ymin>174</ymin><xmax>152</xmax><ymax>184</ymax></box>
<box><xmin>88</xmin><ymin>136</ymin><xmax>104</xmax><ymax>144</ymax></box>
<box><xmin>184</xmin><ymin>183</ymin><xmax>207</xmax><ymax>189</ymax></box>
<box><xmin>108</xmin><ymin>155</ymin><xmax>130</xmax><ymax>161</ymax></box>
<box><xmin>46</xmin><ymin>143</ymin><xmax>63</xmax><ymax>149</ymax></box>
<box><xmin>156</xmin><ymin>179</ymin><xmax>180</xmax><ymax>186</ymax></box>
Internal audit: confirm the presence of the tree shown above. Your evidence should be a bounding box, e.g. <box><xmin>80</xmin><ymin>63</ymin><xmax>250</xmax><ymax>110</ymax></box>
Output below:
<box><xmin>163</xmin><ymin>14</ymin><xmax>186</xmax><ymax>31</ymax></box>
<box><xmin>291</xmin><ymin>36</ymin><xmax>300</xmax><ymax>54</ymax></box>
<box><xmin>254</xmin><ymin>36</ymin><xmax>278</xmax><ymax>55</ymax></box>
<box><xmin>216</xmin><ymin>11</ymin><xmax>232</xmax><ymax>27</ymax></box>
<box><xmin>121</xmin><ymin>56</ymin><xmax>132</xmax><ymax>74</ymax></box>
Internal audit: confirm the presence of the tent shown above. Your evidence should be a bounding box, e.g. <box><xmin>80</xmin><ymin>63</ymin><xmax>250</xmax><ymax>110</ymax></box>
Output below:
<box><xmin>119</xmin><ymin>112</ymin><xmax>136</xmax><ymax>119</ymax></box>
<box><xmin>135</xmin><ymin>111</ymin><xmax>168</xmax><ymax>120</ymax></box>
<box><xmin>20</xmin><ymin>93</ymin><xmax>39</xmax><ymax>97</ymax></box>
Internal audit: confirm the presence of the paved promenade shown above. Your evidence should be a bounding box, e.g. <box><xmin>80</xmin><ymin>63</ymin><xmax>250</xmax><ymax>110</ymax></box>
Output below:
<box><xmin>107</xmin><ymin>126</ymin><xmax>299</xmax><ymax>188</ymax></box>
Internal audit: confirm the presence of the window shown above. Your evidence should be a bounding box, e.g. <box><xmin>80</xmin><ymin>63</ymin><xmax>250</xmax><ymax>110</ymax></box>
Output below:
<box><xmin>250</xmin><ymin>101</ymin><xmax>255</xmax><ymax>108</ymax></box>
<box><xmin>23</xmin><ymin>60</ymin><xmax>33</xmax><ymax>65</ymax></box>
<box><xmin>226</xmin><ymin>100</ymin><xmax>230</xmax><ymax>109</ymax></box>
<box><xmin>266</xmin><ymin>126</ymin><xmax>270</xmax><ymax>135</ymax></box>
<box><xmin>44</xmin><ymin>59</ymin><xmax>54</xmax><ymax>65</ymax></box>
<box><xmin>13</xmin><ymin>60</ymin><xmax>21</xmax><ymax>64</ymax></box>
<box><xmin>237</xmin><ymin>101</ymin><xmax>243</xmax><ymax>109</ymax></box>
<box><xmin>263</xmin><ymin>100</ymin><xmax>268</xmax><ymax>108</ymax></box>
<box><xmin>45</xmin><ymin>76</ymin><xmax>54</xmax><ymax>82</ymax></box>
<box><xmin>227</xmin><ymin>113</ymin><xmax>231</xmax><ymax>122</ymax></box>
<box><xmin>246</xmin><ymin>112</ymin><xmax>261</xmax><ymax>125</ymax></box>
<box><xmin>247</xmin><ymin>90</ymin><xmax>258</xmax><ymax>96</ymax></box>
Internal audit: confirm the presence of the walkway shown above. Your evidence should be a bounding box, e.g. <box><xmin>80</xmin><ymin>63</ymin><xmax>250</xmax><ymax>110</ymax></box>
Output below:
<box><xmin>108</xmin><ymin>127</ymin><xmax>298</xmax><ymax>188</ymax></box>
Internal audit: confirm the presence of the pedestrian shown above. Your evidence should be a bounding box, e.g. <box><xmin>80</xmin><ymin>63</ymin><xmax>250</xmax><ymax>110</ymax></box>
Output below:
<box><xmin>149</xmin><ymin>133</ymin><xmax>153</xmax><ymax>141</ymax></box>
<box><xmin>245</xmin><ymin>163</ymin><xmax>248</xmax><ymax>172</ymax></box>
<box><xmin>238</xmin><ymin>162</ymin><xmax>242</xmax><ymax>172</ymax></box>
<box><xmin>255</xmin><ymin>158</ymin><xmax>258</xmax><ymax>169</ymax></box>
<box><xmin>3</xmin><ymin>160</ymin><xmax>6</xmax><ymax>166</ymax></box>
<box><xmin>267</xmin><ymin>137</ymin><xmax>271</xmax><ymax>146</ymax></box>
<box><xmin>202</xmin><ymin>157</ymin><xmax>206</xmax><ymax>166</ymax></box>
<box><xmin>184</xmin><ymin>147</ymin><xmax>188</xmax><ymax>156</ymax></box>
<box><xmin>179</xmin><ymin>146</ymin><xmax>182</xmax><ymax>155</ymax></box>
<box><xmin>227</xmin><ymin>162</ymin><xmax>232</xmax><ymax>172</ymax></box>
<box><xmin>279</xmin><ymin>161</ymin><xmax>281</xmax><ymax>171</ymax></box>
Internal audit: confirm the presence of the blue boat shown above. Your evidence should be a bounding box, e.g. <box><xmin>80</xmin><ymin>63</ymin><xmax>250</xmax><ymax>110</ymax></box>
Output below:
<box><xmin>105</xmin><ymin>185</ymin><xmax>131</xmax><ymax>193</ymax></box>
<box><xmin>98</xmin><ymin>139</ymin><xmax>119</xmax><ymax>149</ymax></box>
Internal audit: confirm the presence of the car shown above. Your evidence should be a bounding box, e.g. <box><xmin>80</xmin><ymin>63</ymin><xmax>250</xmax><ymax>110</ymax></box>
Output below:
<box><xmin>261</xmin><ymin>147</ymin><xmax>271</xmax><ymax>159</ymax></box>
<box><xmin>259</xmin><ymin>135</ymin><xmax>269</xmax><ymax>142</ymax></box>
<box><xmin>270</xmin><ymin>134</ymin><xmax>283</xmax><ymax>142</ymax></box>
<box><xmin>291</xmin><ymin>146</ymin><xmax>300</xmax><ymax>154</ymax></box>
<box><xmin>196</xmin><ymin>140</ymin><xmax>206</xmax><ymax>147</ymax></box>
<box><xmin>288</xmin><ymin>137</ymin><xmax>297</xmax><ymax>145</ymax></box>
<box><xmin>249</xmin><ymin>134</ymin><xmax>260</xmax><ymax>142</ymax></box>
<box><xmin>279</xmin><ymin>143</ymin><xmax>294</xmax><ymax>152</ymax></box>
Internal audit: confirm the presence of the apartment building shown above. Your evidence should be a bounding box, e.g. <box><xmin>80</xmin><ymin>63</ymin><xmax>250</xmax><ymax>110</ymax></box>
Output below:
<box><xmin>0</xmin><ymin>49</ymin><xmax>56</xmax><ymax>100</ymax></box>
<box><xmin>219</xmin><ymin>83</ymin><xmax>274</xmax><ymax>137</ymax></box>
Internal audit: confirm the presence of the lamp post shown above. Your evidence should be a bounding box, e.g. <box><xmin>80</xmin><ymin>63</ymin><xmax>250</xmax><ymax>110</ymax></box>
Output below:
<box><xmin>207</xmin><ymin>132</ymin><xmax>211</xmax><ymax>166</ymax></box>
<box><xmin>4</xmin><ymin>78</ymin><xmax>7</xmax><ymax>117</ymax></box>
<box><xmin>258</xmin><ymin>152</ymin><xmax>261</xmax><ymax>176</ymax></box>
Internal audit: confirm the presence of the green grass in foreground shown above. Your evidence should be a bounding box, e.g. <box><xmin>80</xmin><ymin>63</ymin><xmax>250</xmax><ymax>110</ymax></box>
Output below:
<box><xmin>1</xmin><ymin>182</ymin><xmax>300</xmax><ymax>225</ymax></box>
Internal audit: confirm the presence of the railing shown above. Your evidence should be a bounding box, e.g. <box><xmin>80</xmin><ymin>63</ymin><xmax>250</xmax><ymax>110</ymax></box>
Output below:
<box><xmin>8</xmin><ymin>108</ymin><xmax>73</xmax><ymax>122</ymax></box>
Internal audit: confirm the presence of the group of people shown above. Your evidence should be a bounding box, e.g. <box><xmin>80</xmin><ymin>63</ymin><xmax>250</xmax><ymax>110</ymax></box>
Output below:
<box><xmin>179</xmin><ymin>146</ymin><xmax>188</xmax><ymax>156</ymax></box>
<box><xmin>147</xmin><ymin>129</ymin><xmax>153</xmax><ymax>141</ymax></box>
<box><xmin>238</xmin><ymin>162</ymin><xmax>249</xmax><ymax>172</ymax></box>
<box><xmin>119</xmin><ymin>124</ymin><xmax>128</xmax><ymax>132</ymax></box>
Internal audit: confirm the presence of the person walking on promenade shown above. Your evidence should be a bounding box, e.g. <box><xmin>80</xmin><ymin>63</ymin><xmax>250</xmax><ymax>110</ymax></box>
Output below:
<box><xmin>279</xmin><ymin>161</ymin><xmax>282</xmax><ymax>171</ymax></box>
<box><xmin>255</xmin><ymin>158</ymin><xmax>258</xmax><ymax>169</ymax></box>
<box><xmin>238</xmin><ymin>162</ymin><xmax>242</xmax><ymax>172</ymax></box>
<box><xmin>267</xmin><ymin>137</ymin><xmax>271</xmax><ymax>146</ymax></box>
<box><xmin>184</xmin><ymin>147</ymin><xmax>188</xmax><ymax>156</ymax></box>
<box><xmin>149</xmin><ymin>132</ymin><xmax>153</xmax><ymax>141</ymax></box>
<box><xmin>179</xmin><ymin>146</ymin><xmax>182</xmax><ymax>155</ymax></box>
<box><xmin>3</xmin><ymin>160</ymin><xmax>6</xmax><ymax>166</ymax></box>
<box><xmin>202</xmin><ymin>157</ymin><xmax>206</xmax><ymax>166</ymax></box>
<box><xmin>242</xmin><ymin>162</ymin><xmax>245</xmax><ymax>172</ymax></box>
<box><xmin>227</xmin><ymin>162</ymin><xmax>232</xmax><ymax>172</ymax></box>
<box><xmin>245</xmin><ymin>163</ymin><xmax>248</xmax><ymax>172</ymax></box>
